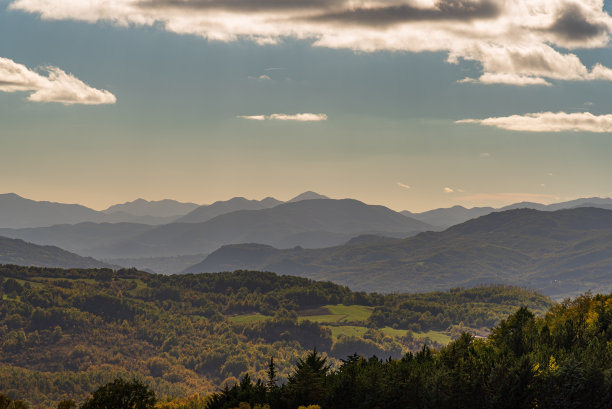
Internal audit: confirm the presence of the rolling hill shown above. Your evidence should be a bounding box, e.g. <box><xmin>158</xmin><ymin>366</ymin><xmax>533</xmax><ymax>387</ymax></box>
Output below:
<box><xmin>0</xmin><ymin>222</ymin><xmax>155</xmax><ymax>256</ymax></box>
<box><xmin>185</xmin><ymin>207</ymin><xmax>612</xmax><ymax>298</ymax></box>
<box><xmin>0</xmin><ymin>236</ymin><xmax>111</xmax><ymax>269</ymax></box>
<box><xmin>404</xmin><ymin>197</ymin><xmax>612</xmax><ymax>228</ymax></box>
<box><xmin>401</xmin><ymin>205</ymin><xmax>494</xmax><ymax>229</ymax></box>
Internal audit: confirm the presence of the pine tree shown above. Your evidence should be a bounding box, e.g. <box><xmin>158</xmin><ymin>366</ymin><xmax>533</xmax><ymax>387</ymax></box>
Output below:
<box><xmin>266</xmin><ymin>357</ymin><xmax>278</xmax><ymax>391</ymax></box>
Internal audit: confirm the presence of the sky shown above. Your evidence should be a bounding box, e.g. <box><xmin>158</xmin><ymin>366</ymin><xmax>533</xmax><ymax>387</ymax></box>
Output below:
<box><xmin>2</xmin><ymin>0</ymin><xmax>612</xmax><ymax>212</ymax></box>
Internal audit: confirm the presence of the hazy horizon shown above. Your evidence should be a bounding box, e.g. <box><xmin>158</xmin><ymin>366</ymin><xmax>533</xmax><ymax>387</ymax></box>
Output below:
<box><xmin>2</xmin><ymin>189</ymin><xmax>611</xmax><ymax>214</ymax></box>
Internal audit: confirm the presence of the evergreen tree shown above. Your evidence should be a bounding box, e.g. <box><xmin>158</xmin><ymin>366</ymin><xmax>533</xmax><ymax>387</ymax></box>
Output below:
<box><xmin>286</xmin><ymin>349</ymin><xmax>330</xmax><ymax>407</ymax></box>
<box><xmin>266</xmin><ymin>357</ymin><xmax>278</xmax><ymax>391</ymax></box>
<box><xmin>80</xmin><ymin>378</ymin><xmax>156</xmax><ymax>409</ymax></box>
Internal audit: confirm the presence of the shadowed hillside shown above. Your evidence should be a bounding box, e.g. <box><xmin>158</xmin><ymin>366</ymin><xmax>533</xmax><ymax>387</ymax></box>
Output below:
<box><xmin>0</xmin><ymin>236</ymin><xmax>111</xmax><ymax>269</ymax></box>
<box><xmin>185</xmin><ymin>207</ymin><xmax>612</xmax><ymax>298</ymax></box>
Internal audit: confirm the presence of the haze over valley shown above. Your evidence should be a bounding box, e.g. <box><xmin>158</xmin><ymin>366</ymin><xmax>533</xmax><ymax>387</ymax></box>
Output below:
<box><xmin>3</xmin><ymin>191</ymin><xmax>612</xmax><ymax>299</ymax></box>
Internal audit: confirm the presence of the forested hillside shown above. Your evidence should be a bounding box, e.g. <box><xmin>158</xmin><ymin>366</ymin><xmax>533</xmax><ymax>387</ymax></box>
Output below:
<box><xmin>187</xmin><ymin>207</ymin><xmax>612</xmax><ymax>298</ymax></box>
<box><xmin>0</xmin><ymin>266</ymin><xmax>551</xmax><ymax>408</ymax></box>
<box><xmin>206</xmin><ymin>292</ymin><xmax>612</xmax><ymax>409</ymax></box>
<box><xmin>0</xmin><ymin>237</ymin><xmax>111</xmax><ymax>269</ymax></box>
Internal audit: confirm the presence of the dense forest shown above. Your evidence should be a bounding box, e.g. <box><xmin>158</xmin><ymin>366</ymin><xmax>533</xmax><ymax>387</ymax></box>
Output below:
<box><xmin>4</xmin><ymin>291</ymin><xmax>612</xmax><ymax>408</ymax></box>
<box><xmin>206</xmin><ymin>292</ymin><xmax>612</xmax><ymax>409</ymax></box>
<box><xmin>0</xmin><ymin>265</ymin><xmax>551</xmax><ymax>407</ymax></box>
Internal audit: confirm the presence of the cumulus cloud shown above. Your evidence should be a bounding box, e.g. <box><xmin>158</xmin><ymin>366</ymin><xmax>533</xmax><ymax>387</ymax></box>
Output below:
<box><xmin>238</xmin><ymin>113</ymin><xmax>328</xmax><ymax>121</ymax></box>
<box><xmin>9</xmin><ymin>0</ymin><xmax>612</xmax><ymax>86</ymax></box>
<box><xmin>397</xmin><ymin>182</ymin><xmax>411</xmax><ymax>190</ymax></box>
<box><xmin>457</xmin><ymin>112</ymin><xmax>612</xmax><ymax>133</ymax></box>
<box><xmin>0</xmin><ymin>57</ymin><xmax>116</xmax><ymax>105</ymax></box>
<box><xmin>444</xmin><ymin>187</ymin><xmax>455</xmax><ymax>193</ymax></box>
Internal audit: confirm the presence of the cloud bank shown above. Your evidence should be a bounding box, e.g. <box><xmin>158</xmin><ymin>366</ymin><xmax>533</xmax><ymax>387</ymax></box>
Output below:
<box><xmin>238</xmin><ymin>113</ymin><xmax>328</xmax><ymax>121</ymax></box>
<box><xmin>9</xmin><ymin>0</ymin><xmax>612</xmax><ymax>86</ymax></box>
<box><xmin>457</xmin><ymin>112</ymin><xmax>612</xmax><ymax>133</ymax></box>
<box><xmin>0</xmin><ymin>57</ymin><xmax>116</xmax><ymax>105</ymax></box>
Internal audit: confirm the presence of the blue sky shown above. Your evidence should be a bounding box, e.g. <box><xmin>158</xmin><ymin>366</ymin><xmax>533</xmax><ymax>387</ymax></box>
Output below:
<box><xmin>2</xmin><ymin>0</ymin><xmax>612</xmax><ymax>212</ymax></box>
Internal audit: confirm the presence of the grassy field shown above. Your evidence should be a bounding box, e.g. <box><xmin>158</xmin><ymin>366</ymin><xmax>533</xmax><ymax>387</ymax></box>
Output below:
<box><xmin>298</xmin><ymin>304</ymin><xmax>374</xmax><ymax>324</ymax></box>
<box><xmin>323</xmin><ymin>325</ymin><xmax>370</xmax><ymax>340</ymax></box>
<box><xmin>380</xmin><ymin>327</ymin><xmax>409</xmax><ymax>338</ymax></box>
<box><xmin>226</xmin><ymin>304</ymin><xmax>452</xmax><ymax>345</ymax></box>
<box><xmin>414</xmin><ymin>330</ymin><xmax>452</xmax><ymax>345</ymax></box>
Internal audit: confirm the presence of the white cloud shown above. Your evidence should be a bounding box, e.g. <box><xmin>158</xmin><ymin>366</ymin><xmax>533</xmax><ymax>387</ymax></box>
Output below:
<box><xmin>457</xmin><ymin>111</ymin><xmax>612</xmax><ymax>133</ymax></box>
<box><xmin>238</xmin><ymin>113</ymin><xmax>327</xmax><ymax>122</ymax></box>
<box><xmin>444</xmin><ymin>187</ymin><xmax>454</xmax><ymax>193</ymax></box>
<box><xmin>0</xmin><ymin>57</ymin><xmax>116</xmax><ymax>105</ymax></box>
<box><xmin>269</xmin><ymin>113</ymin><xmax>327</xmax><ymax>121</ymax></box>
<box><xmin>397</xmin><ymin>182</ymin><xmax>411</xmax><ymax>190</ymax></box>
<box><xmin>237</xmin><ymin>115</ymin><xmax>267</xmax><ymax>121</ymax></box>
<box><xmin>9</xmin><ymin>0</ymin><xmax>612</xmax><ymax>86</ymax></box>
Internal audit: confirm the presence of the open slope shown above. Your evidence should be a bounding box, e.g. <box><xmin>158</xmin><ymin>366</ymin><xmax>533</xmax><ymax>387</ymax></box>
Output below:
<box><xmin>185</xmin><ymin>207</ymin><xmax>612</xmax><ymax>298</ymax></box>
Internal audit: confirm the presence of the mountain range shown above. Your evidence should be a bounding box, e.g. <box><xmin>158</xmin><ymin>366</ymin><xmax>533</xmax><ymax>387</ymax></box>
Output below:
<box><xmin>80</xmin><ymin>199</ymin><xmax>431</xmax><ymax>258</ymax></box>
<box><xmin>0</xmin><ymin>191</ymin><xmax>331</xmax><ymax>229</ymax></box>
<box><xmin>403</xmin><ymin>197</ymin><xmax>612</xmax><ymax>228</ymax></box>
<box><xmin>176</xmin><ymin>196</ymin><xmax>283</xmax><ymax>223</ymax></box>
<box><xmin>0</xmin><ymin>193</ymin><xmax>197</xmax><ymax>227</ymax></box>
<box><xmin>0</xmin><ymin>197</ymin><xmax>430</xmax><ymax>260</ymax></box>
<box><xmin>102</xmin><ymin>198</ymin><xmax>200</xmax><ymax>218</ymax></box>
<box><xmin>184</xmin><ymin>207</ymin><xmax>612</xmax><ymax>298</ymax></box>
<box><xmin>4</xmin><ymin>191</ymin><xmax>612</xmax><ymax>297</ymax></box>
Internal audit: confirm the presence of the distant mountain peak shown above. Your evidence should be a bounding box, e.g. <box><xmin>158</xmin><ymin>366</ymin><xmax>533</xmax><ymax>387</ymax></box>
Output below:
<box><xmin>102</xmin><ymin>198</ymin><xmax>199</xmax><ymax>218</ymax></box>
<box><xmin>0</xmin><ymin>192</ymin><xmax>22</xmax><ymax>199</ymax></box>
<box><xmin>175</xmin><ymin>196</ymin><xmax>283</xmax><ymax>224</ymax></box>
<box><xmin>288</xmin><ymin>191</ymin><xmax>329</xmax><ymax>202</ymax></box>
